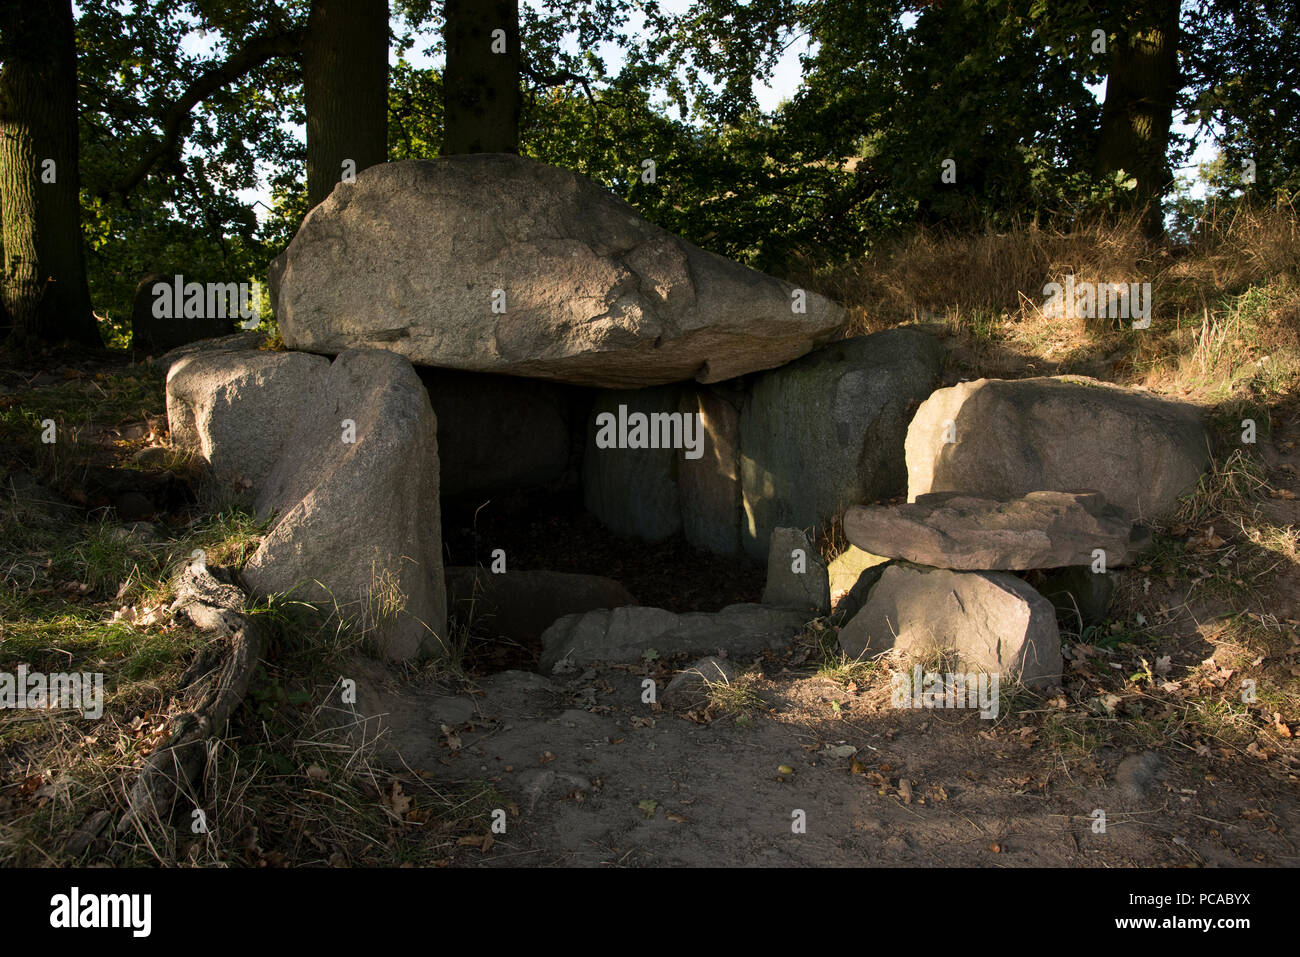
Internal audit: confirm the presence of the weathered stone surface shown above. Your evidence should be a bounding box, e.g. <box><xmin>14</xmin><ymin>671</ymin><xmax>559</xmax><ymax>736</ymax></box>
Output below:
<box><xmin>1029</xmin><ymin>565</ymin><xmax>1116</xmax><ymax>629</ymax></box>
<box><xmin>583</xmin><ymin>385</ymin><xmax>683</xmax><ymax>543</ymax></box>
<box><xmin>905</xmin><ymin>376</ymin><xmax>1210</xmax><ymax>522</ymax></box>
<box><xmin>678</xmin><ymin>386</ymin><xmax>744</xmax><ymax>555</ymax></box>
<box><xmin>540</xmin><ymin>603</ymin><xmax>807</xmax><ymax>673</ymax></box>
<box><xmin>739</xmin><ymin>328</ymin><xmax>944</xmax><ymax>559</ymax></box>
<box><xmin>271</xmin><ymin>155</ymin><xmax>846</xmax><ymax>388</ymax></box>
<box><xmin>828</xmin><ymin>546</ymin><xmax>887</xmax><ymax>605</ymax></box>
<box><xmin>445</xmin><ymin>566</ymin><xmax>637</xmax><ymax>642</ymax></box>
<box><xmin>243</xmin><ymin>349</ymin><xmax>446</xmax><ymax>661</ymax></box>
<box><xmin>662</xmin><ymin>656</ymin><xmax>737</xmax><ymax>708</ymax></box>
<box><xmin>420</xmin><ymin>369</ymin><xmax>582</xmax><ymax>496</ymax></box>
<box><xmin>761</xmin><ymin>527</ymin><xmax>831</xmax><ymax>615</ymax></box>
<box><xmin>838</xmin><ymin>564</ymin><xmax>1062</xmax><ymax>688</ymax></box>
<box><xmin>167</xmin><ymin>348</ymin><xmax>330</xmax><ymax>490</ymax></box>
<box><xmin>827</xmin><ymin>546</ymin><xmax>889</xmax><ymax>620</ymax></box>
<box><xmin>844</xmin><ymin>490</ymin><xmax>1145</xmax><ymax>570</ymax></box>
<box><xmin>157</xmin><ymin>331</ymin><xmax>266</xmax><ymax>375</ymax></box>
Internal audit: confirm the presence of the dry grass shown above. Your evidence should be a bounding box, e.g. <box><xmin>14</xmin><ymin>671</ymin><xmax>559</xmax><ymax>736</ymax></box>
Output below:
<box><xmin>792</xmin><ymin>200</ymin><xmax>1300</xmax><ymax>405</ymax></box>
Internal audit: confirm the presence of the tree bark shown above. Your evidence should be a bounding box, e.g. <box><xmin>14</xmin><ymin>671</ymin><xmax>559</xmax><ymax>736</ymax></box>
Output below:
<box><xmin>0</xmin><ymin>0</ymin><xmax>98</xmax><ymax>345</ymax></box>
<box><xmin>442</xmin><ymin>0</ymin><xmax>521</xmax><ymax>154</ymax></box>
<box><xmin>1095</xmin><ymin>0</ymin><xmax>1182</xmax><ymax>236</ymax></box>
<box><xmin>303</xmin><ymin>0</ymin><xmax>390</xmax><ymax>209</ymax></box>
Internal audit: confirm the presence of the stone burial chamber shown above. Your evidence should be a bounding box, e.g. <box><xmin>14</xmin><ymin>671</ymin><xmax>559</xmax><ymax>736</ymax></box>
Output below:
<box><xmin>165</xmin><ymin>152</ymin><xmax>1213</xmax><ymax>689</ymax></box>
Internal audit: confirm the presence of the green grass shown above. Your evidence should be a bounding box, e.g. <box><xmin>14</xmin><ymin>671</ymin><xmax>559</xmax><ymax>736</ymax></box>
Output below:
<box><xmin>704</xmin><ymin>671</ymin><xmax>765</xmax><ymax>717</ymax></box>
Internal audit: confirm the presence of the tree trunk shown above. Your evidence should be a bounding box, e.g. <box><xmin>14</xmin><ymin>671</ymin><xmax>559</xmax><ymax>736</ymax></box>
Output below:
<box><xmin>0</xmin><ymin>0</ymin><xmax>98</xmax><ymax>345</ymax></box>
<box><xmin>442</xmin><ymin>0</ymin><xmax>521</xmax><ymax>154</ymax></box>
<box><xmin>303</xmin><ymin>0</ymin><xmax>390</xmax><ymax>210</ymax></box>
<box><xmin>1095</xmin><ymin>0</ymin><xmax>1181</xmax><ymax>236</ymax></box>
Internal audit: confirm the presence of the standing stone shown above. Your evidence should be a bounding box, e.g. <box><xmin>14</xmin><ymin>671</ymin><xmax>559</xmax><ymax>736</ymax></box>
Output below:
<box><xmin>270</xmin><ymin>155</ymin><xmax>846</xmax><ymax>388</ymax></box>
<box><xmin>132</xmin><ymin>272</ymin><xmax>238</xmax><ymax>354</ymax></box>
<box><xmin>243</xmin><ymin>350</ymin><xmax>446</xmax><ymax>661</ymax></box>
<box><xmin>583</xmin><ymin>385</ymin><xmax>682</xmax><ymax>543</ymax></box>
<box><xmin>905</xmin><ymin>376</ymin><xmax>1210</xmax><ymax>521</ymax></box>
<box><xmin>678</xmin><ymin>386</ymin><xmax>743</xmax><ymax>555</ymax></box>
<box><xmin>838</xmin><ymin>564</ymin><xmax>1062</xmax><ymax>689</ymax></box>
<box><xmin>167</xmin><ymin>349</ymin><xmax>330</xmax><ymax>491</ymax></box>
<box><xmin>739</xmin><ymin>327</ymin><xmax>944</xmax><ymax>560</ymax></box>
<box><xmin>761</xmin><ymin>527</ymin><xmax>831</xmax><ymax>615</ymax></box>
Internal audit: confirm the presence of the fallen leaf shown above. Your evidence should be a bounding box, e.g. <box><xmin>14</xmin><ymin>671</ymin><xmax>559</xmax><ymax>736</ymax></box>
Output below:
<box><xmin>388</xmin><ymin>782</ymin><xmax>411</xmax><ymax>818</ymax></box>
<box><xmin>637</xmin><ymin>799</ymin><xmax>658</xmax><ymax>819</ymax></box>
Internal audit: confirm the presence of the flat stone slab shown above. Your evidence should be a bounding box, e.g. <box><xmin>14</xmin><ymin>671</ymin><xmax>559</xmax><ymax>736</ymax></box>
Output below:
<box><xmin>539</xmin><ymin>604</ymin><xmax>808</xmax><ymax>674</ymax></box>
<box><xmin>843</xmin><ymin>490</ymin><xmax>1148</xmax><ymax>570</ymax></box>
<box><xmin>271</xmin><ymin>155</ymin><xmax>846</xmax><ymax>388</ymax></box>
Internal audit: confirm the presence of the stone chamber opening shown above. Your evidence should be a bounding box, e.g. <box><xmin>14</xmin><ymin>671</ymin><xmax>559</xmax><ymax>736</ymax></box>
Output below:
<box><xmin>426</xmin><ymin>368</ymin><xmax>766</xmax><ymax>675</ymax></box>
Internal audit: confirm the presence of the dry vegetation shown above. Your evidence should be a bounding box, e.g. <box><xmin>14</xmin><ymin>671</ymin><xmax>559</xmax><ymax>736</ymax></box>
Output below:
<box><xmin>799</xmin><ymin>200</ymin><xmax>1300</xmax><ymax>406</ymax></box>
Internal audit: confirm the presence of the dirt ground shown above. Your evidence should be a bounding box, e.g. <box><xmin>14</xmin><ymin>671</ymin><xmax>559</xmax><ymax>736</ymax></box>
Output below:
<box><xmin>349</xmin><ymin>640</ymin><xmax>1299</xmax><ymax>868</ymax></box>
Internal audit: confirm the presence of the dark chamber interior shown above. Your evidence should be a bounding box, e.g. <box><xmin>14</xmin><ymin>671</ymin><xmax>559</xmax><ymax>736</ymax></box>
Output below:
<box><xmin>440</xmin><ymin>488</ymin><xmax>764</xmax><ymax>672</ymax></box>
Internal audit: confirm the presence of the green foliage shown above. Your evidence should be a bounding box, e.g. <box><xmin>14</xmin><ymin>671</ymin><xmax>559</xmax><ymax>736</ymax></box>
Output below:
<box><xmin>75</xmin><ymin>0</ymin><xmax>308</xmax><ymax>338</ymax></box>
<box><xmin>1183</xmin><ymin>0</ymin><xmax>1300</xmax><ymax>201</ymax></box>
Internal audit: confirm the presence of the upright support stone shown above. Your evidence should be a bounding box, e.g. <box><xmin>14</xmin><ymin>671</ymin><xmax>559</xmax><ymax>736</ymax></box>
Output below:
<box><xmin>761</xmin><ymin>527</ymin><xmax>831</xmax><ymax>615</ymax></box>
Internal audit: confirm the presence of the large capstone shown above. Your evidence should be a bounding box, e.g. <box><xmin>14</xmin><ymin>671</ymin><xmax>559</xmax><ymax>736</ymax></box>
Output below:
<box><xmin>271</xmin><ymin>155</ymin><xmax>846</xmax><ymax>388</ymax></box>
